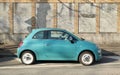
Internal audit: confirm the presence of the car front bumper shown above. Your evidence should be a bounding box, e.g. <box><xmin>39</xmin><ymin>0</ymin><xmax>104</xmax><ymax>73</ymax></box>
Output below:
<box><xmin>96</xmin><ymin>49</ymin><xmax>102</xmax><ymax>61</ymax></box>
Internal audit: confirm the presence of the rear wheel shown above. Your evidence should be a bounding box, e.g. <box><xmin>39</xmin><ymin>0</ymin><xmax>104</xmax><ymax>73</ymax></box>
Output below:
<box><xmin>79</xmin><ymin>51</ymin><xmax>94</xmax><ymax>66</ymax></box>
<box><xmin>21</xmin><ymin>51</ymin><xmax>35</xmax><ymax>65</ymax></box>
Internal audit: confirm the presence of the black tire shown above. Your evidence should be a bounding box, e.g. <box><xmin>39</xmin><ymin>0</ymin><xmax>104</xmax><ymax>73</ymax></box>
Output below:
<box><xmin>79</xmin><ymin>51</ymin><xmax>94</xmax><ymax>66</ymax></box>
<box><xmin>21</xmin><ymin>51</ymin><xmax>35</xmax><ymax>65</ymax></box>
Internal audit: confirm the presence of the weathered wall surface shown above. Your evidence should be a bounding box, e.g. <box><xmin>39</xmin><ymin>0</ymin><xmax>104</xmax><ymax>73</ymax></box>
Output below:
<box><xmin>14</xmin><ymin>3</ymin><xmax>32</xmax><ymax>33</ymax></box>
<box><xmin>77</xmin><ymin>34</ymin><xmax>120</xmax><ymax>47</ymax></box>
<box><xmin>79</xmin><ymin>3</ymin><xmax>96</xmax><ymax>32</ymax></box>
<box><xmin>36</xmin><ymin>3</ymin><xmax>54</xmax><ymax>28</ymax></box>
<box><xmin>0</xmin><ymin>1</ymin><xmax>120</xmax><ymax>47</ymax></box>
<box><xmin>0</xmin><ymin>3</ymin><xmax>9</xmax><ymax>33</ymax></box>
<box><xmin>57</xmin><ymin>3</ymin><xmax>74</xmax><ymax>32</ymax></box>
<box><xmin>100</xmin><ymin>3</ymin><xmax>117</xmax><ymax>32</ymax></box>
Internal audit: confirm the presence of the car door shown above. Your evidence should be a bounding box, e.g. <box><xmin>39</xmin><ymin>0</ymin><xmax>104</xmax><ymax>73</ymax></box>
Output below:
<box><xmin>44</xmin><ymin>30</ymin><xmax>78</xmax><ymax>60</ymax></box>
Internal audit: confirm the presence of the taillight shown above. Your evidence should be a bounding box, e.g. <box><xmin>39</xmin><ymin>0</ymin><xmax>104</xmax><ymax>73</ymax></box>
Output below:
<box><xmin>18</xmin><ymin>42</ymin><xmax>23</xmax><ymax>48</ymax></box>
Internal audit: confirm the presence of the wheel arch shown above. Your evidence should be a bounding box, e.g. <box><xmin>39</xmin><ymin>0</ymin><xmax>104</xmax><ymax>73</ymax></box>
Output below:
<box><xmin>20</xmin><ymin>50</ymin><xmax>37</xmax><ymax>60</ymax></box>
<box><xmin>77</xmin><ymin>50</ymin><xmax>95</xmax><ymax>61</ymax></box>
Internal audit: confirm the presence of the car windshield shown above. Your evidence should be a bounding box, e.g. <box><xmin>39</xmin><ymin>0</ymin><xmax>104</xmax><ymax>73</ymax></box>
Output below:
<box><xmin>65</xmin><ymin>31</ymin><xmax>84</xmax><ymax>41</ymax></box>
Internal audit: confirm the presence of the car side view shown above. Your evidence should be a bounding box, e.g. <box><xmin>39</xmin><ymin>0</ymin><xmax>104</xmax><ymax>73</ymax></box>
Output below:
<box><xmin>17</xmin><ymin>28</ymin><xmax>102</xmax><ymax>66</ymax></box>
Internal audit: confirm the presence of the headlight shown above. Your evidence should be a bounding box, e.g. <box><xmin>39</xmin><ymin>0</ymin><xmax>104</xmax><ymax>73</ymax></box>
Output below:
<box><xmin>98</xmin><ymin>49</ymin><xmax>101</xmax><ymax>53</ymax></box>
<box><xmin>96</xmin><ymin>45</ymin><xmax>102</xmax><ymax>54</ymax></box>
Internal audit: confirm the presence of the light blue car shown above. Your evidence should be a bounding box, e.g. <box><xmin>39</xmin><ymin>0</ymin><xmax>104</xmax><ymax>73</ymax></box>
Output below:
<box><xmin>17</xmin><ymin>28</ymin><xmax>102</xmax><ymax>66</ymax></box>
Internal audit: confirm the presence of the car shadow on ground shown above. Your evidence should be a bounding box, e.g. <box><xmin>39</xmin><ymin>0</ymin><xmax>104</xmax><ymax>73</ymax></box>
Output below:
<box><xmin>0</xmin><ymin>45</ymin><xmax>17</xmax><ymax>63</ymax></box>
<box><xmin>94</xmin><ymin>56</ymin><xmax>119</xmax><ymax>65</ymax></box>
<box><xmin>0</xmin><ymin>57</ymin><xmax>16</xmax><ymax>63</ymax></box>
<box><xmin>102</xmin><ymin>49</ymin><xmax>120</xmax><ymax>56</ymax></box>
<box><xmin>36</xmin><ymin>56</ymin><xmax>119</xmax><ymax>66</ymax></box>
<box><xmin>36</xmin><ymin>56</ymin><xmax>119</xmax><ymax>65</ymax></box>
<box><xmin>36</xmin><ymin>61</ymin><xmax>79</xmax><ymax>65</ymax></box>
<box><xmin>93</xmin><ymin>48</ymin><xmax>120</xmax><ymax>65</ymax></box>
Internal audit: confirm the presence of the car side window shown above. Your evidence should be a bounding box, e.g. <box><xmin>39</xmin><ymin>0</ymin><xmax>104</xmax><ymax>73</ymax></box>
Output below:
<box><xmin>33</xmin><ymin>31</ymin><xmax>45</xmax><ymax>39</ymax></box>
<box><xmin>48</xmin><ymin>31</ymin><xmax>69</xmax><ymax>40</ymax></box>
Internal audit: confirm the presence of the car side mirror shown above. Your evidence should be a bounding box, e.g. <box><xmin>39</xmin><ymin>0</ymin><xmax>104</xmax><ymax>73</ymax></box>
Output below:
<box><xmin>68</xmin><ymin>36</ymin><xmax>73</xmax><ymax>41</ymax></box>
<box><xmin>68</xmin><ymin>36</ymin><xmax>74</xmax><ymax>43</ymax></box>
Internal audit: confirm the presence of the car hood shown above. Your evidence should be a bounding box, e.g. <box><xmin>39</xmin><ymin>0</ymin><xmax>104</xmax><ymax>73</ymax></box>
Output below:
<box><xmin>77</xmin><ymin>40</ymin><xmax>98</xmax><ymax>49</ymax></box>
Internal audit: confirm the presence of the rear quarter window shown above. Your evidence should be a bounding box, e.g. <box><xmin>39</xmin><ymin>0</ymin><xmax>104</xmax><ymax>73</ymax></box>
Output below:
<box><xmin>33</xmin><ymin>31</ymin><xmax>44</xmax><ymax>39</ymax></box>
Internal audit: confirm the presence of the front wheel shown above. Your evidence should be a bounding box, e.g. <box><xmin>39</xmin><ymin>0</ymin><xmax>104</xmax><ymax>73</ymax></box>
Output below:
<box><xmin>21</xmin><ymin>51</ymin><xmax>35</xmax><ymax>65</ymax></box>
<box><xmin>79</xmin><ymin>51</ymin><xmax>94</xmax><ymax>66</ymax></box>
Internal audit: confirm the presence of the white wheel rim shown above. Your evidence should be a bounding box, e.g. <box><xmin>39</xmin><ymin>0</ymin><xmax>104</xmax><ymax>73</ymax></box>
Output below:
<box><xmin>82</xmin><ymin>54</ymin><xmax>93</xmax><ymax>65</ymax></box>
<box><xmin>22</xmin><ymin>53</ymin><xmax>33</xmax><ymax>64</ymax></box>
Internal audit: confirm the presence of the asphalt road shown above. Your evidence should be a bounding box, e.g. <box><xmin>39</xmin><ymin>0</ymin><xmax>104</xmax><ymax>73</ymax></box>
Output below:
<box><xmin>0</xmin><ymin>56</ymin><xmax>120</xmax><ymax>75</ymax></box>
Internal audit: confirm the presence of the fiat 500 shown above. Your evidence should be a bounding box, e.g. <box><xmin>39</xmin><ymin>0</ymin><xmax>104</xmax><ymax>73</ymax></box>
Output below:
<box><xmin>17</xmin><ymin>28</ymin><xmax>102</xmax><ymax>66</ymax></box>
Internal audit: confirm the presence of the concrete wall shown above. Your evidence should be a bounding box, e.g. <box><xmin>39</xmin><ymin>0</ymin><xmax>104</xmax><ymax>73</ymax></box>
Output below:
<box><xmin>100</xmin><ymin>3</ymin><xmax>117</xmax><ymax>32</ymax></box>
<box><xmin>0</xmin><ymin>2</ymin><xmax>120</xmax><ymax>47</ymax></box>
<box><xmin>14</xmin><ymin>3</ymin><xmax>32</xmax><ymax>33</ymax></box>
<box><xmin>36</xmin><ymin>3</ymin><xmax>53</xmax><ymax>28</ymax></box>
<box><xmin>57</xmin><ymin>3</ymin><xmax>74</xmax><ymax>32</ymax></box>
<box><xmin>77</xmin><ymin>33</ymin><xmax>120</xmax><ymax>47</ymax></box>
<box><xmin>79</xmin><ymin>3</ymin><xmax>96</xmax><ymax>32</ymax></box>
<box><xmin>0</xmin><ymin>3</ymin><xmax>9</xmax><ymax>33</ymax></box>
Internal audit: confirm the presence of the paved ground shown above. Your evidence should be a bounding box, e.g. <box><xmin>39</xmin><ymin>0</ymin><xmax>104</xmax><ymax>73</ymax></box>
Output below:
<box><xmin>0</xmin><ymin>45</ymin><xmax>17</xmax><ymax>57</ymax></box>
<box><xmin>1</xmin><ymin>65</ymin><xmax>120</xmax><ymax>75</ymax></box>
<box><xmin>0</xmin><ymin>56</ymin><xmax>120</xmax><ymax>75</ymax></box>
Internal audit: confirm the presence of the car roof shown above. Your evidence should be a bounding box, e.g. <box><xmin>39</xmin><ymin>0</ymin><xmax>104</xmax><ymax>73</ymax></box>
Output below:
<box><xmin>32</xmin><ymin>28</ymin><xmax>66</xmax><ymax>32</ymax></box>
